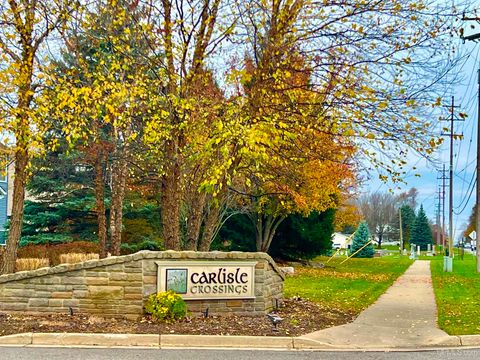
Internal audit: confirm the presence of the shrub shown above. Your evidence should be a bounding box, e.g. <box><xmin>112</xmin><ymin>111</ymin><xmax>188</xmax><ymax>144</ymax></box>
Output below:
<box><xmin>121</xmin><ymin>239</ymin><xmax>162</xmax><ymax>255</ymax></box>
<box><xmin>144</xmin><ymin>290</ymin><xmax>187</xmax><ymax>322</ymax></box>
<box><xmin>16</xmin><ymin>258</ymin><xmax>50</xmax><ymax>271</ymax></box>
<box><xmin>59</xmin><ymin>253</ymin><xmax>99</xmax><ymax>264</ymax></box>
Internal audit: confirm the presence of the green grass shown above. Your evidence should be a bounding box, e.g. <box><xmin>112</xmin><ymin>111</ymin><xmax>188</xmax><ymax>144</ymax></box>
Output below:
<box><xmin>379</xmin><ymin>244</ymin><xmax>401</xmax><ymax>251</ymax></box>
<box><xmin>284</xmin><ymin>256</ymin><xmax>413</xmax><ymax>314</ymax></box>
<box><xmin>431</xmin><ymin>254</ymin><xmax>480</xmax><ymax>335</ymax></box>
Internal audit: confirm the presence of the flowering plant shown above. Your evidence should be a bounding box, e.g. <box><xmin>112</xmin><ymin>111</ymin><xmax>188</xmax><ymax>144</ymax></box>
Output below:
<box><xmin>144</xmin><ymin>290</ymin><xmax>187</xmax><ymax>322</ymax></box>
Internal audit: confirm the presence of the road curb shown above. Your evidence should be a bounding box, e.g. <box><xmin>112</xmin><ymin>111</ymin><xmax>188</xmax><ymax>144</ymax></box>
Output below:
<box><xmin>0</xmin><ymin>332</ymin><xmax>480</xmax><ymax>350</ymax></box>
<box><xmin>160</xmin><ymin>335</ymin><xmax>294</xmax><ymax>349</ymax></box>
<box><xmin>31</xmin><ymin>333</ymin><xmax>160</xmax><ymax>347</ymax></box>
<box><xmin>459</xmin><ymin>335</ymin><xmax>480</xmax><ymax>346</ymax></box>
<box><xmin>0</xmin><ymin>332</ymin><xmax>32</xmax><ymax>345</ymax></box>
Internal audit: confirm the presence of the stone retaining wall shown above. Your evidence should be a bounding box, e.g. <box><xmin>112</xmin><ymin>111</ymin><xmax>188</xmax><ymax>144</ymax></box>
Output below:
<box><xmin>0</xmin><ymin>251</ymin><xmax>284</xmax><ymax>319</ymax></box>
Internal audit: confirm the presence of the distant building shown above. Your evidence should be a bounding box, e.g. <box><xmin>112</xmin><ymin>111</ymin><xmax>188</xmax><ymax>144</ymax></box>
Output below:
<box><xmin>332</xmin><ymin>232</ymin><xmax>353</xmax><ymax>249</ymax></box>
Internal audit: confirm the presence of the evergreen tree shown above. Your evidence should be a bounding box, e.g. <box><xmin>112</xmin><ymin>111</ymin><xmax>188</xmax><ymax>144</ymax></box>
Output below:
<box><xmin>351</xmin><ymin>221</ymin><xmax>375</xmax><ymax>258</ymax></box>
<box><xmin>400</xmin><ymin>205</ymin><xmax>416</xmax><ymax>249</ymax></box>
<box><xmin>211</xmin><ymin>214</ymin><xmax>256</xmax><ymax>252</ymax></box>
<box><xmin>269</xmin><ymin>209</ymin><xmax>336</xmax><ymax>261</ymax></box>
<box><xmin>21</xmin><ymin>145</ymin><xmax>98</xmax><ymax>246</ymax></box>
<box><xmin>410</xmin><ymin>205</ymin><xmax>433</xmax><ymax>250</ymax></box>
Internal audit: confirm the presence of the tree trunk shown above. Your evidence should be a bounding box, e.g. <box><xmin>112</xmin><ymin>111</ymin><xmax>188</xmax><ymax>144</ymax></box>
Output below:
<box><xmin>94</xmin><ymin>148</ymin><xmax>108</xmax><ymax>258</ymax></box>
<box><xmin>377</xmin><ymin>231</ymin><xmax>383</xmax><ymax>249</ymax></box>
<box><xmin>253</xmin><ymin>214</ymin><xmax>286</xmax><ymax>253</ymax></box>
<box><xmin>198</xmin><ymin>201</ymin><xmax>222</xmax><ymax>252</ymax></box>
<box><xmin>1</xmin><ymin>46</ymin><xmax>34</xmax><ymax>274</ymax></box>
<box><xmin>1</xmin><ymin>149</ymin><xmax>28</xmax><ymax>274</ymax></box>
<box><xmin>184</xmin><ymin>190</ymin><xmax>206</xmax><ymax>250</ymax></box>
<box><xmin>161</xmin><ymin>141</ymin><xmax>182</xmax><ymax>250</ymax></box>
<box><xmin>109</xmin><ymin>149</ymin><xmax>128</xmax><ymax>256</ymax></box>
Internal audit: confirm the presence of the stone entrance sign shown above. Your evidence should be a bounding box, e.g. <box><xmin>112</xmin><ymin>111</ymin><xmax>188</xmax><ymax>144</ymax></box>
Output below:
<box><xmin>0</xmin><ymin>251</ymin><xmax>284</xmax><ymax>318</ymax></box>
<box><xmin>157</xmin><ymin>261</ymin><xmax>256</xmax><ymax>299</ymax></box>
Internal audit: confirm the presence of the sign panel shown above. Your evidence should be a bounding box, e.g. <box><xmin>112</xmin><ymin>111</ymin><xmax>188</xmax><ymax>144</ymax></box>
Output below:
<box><xmin>156</xmin><ymin>261</ymin><xmax>257</xmax><ymax>300</ymax></box>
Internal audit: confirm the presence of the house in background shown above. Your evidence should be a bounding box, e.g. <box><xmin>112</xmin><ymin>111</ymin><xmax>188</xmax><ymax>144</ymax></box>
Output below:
<box><xmin>0</xmin><ymin>161</ymin><xmax>14</xmax><ymax>246</ymax></box>
<box><xmin>332</xmin><ymin>232</ymin><xmax>353</xmax><ymax>249</ymax></box>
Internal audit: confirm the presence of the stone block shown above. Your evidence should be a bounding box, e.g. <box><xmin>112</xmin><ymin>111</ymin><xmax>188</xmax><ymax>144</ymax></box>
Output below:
<box><xmin>124</xmin><ymin>286</ymin><xmax>142</xmax><ymax>294</ymax></box>
<box><xmin>109</xmin><ymin>273</ymin><xmax>128</xmax><ymax>281</ymax></box>
<box><xmin>28</xmin><ymin>298</ymin><xmax>49</xmax><ymax>307</ymax></box>
<box><xmin>62</xmin><ymin>277</ymin><xmax>86</xmax><ymax>285</ymax></box>
<box><xmin>123</xmin><ymin>305</ymin><xmax>143</xmax><ymax>314</ymax></box>
<box><xmin>106</xmin><ymin>264</ymin><xmax>125</xmax><ymax>271</ymax></box>
<box><xmin>88</xmin><ymin>285</ymin><xmax>124</xmax><ymax>299</ymax></box>
<box><xmin>226</xmin><ymin>300</ymin><xmax>243</xmax><ymax>308</ymax></box>
<box><xmin>3</xmin><ymin>288</ymin><xmax>34</xmax><ymax>297</ymax></box>
<box><xmin>0</xmin><ymin>303</ymin><xmax>27</xmax><ymax>311</ymax></box>
<box><xmin>63</xmin><ymin>299</ymin><xmax>80</xmax><ymax>307</ymax></box>
<box><xmin>125</xmin><ymin>261</ymin><xmax>141</xmax><ymax>268</ymax></box>
<box><xmin>143</xmin><ymin>285</ymin><xmax>156</xmax><ymax>296</ymax></box>
<box><xmin>85</xmin><ymin>271</ymin><xmax>109</xmax><ymax>277</ymax></box>
<box><xmin>124</xmin><ymin>293</ymin><xmax>143</xmax><ymax>300</ymax></box>
<box><xmin>255</xmin><ymin>262</ymin><xmax>266</xmax><ymax>270</ymax></box>
<box><xmin>48</xmin><ymin>299</ymin><xmax>63</xmax><ymax>307</ymax></box>
<box><xmin>143</xmin><ymin>275</ymin><xmax>156</xmax><ymax>284</ymax></box>
<box><xmin>30</xmin><ymin>291</ymin><xmax>52</xmax><ymax>298</ymax></box>
<box><xmin>51</xmin><ymin>291</ymin><xmax>73</xmax><ymax>299</ymax></box>
<box><xmin>142</xmin><ymin>261</ymin><xmax>157</xmax><ymax>273</ymax></box>
<box><xmin>86</xmin><ymin>277</ymin><xmax>109</xmax><ymax>285</ymax></box>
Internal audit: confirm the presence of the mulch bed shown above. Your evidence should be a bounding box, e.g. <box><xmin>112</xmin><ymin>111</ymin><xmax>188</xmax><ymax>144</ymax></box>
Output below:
<box><xmin>0</xmin><ymin>298</ymin><xmax>355</xmax><ymax>337</ymax></box>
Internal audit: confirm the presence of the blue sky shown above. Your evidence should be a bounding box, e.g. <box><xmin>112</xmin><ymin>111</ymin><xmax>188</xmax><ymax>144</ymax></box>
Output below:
<box><xmin>364</xmin><ymin>36</ymin><xmax>480</xmax><ymax>242</ymax></box>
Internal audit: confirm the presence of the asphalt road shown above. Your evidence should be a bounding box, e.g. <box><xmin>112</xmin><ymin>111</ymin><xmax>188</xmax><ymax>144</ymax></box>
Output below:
<box><xmin>1</xmin><ymin>348</ymin><xmax>480</xmax><ymax>360</ymax></box>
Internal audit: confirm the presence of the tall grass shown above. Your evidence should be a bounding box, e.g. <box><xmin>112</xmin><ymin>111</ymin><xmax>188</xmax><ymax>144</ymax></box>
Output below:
<box><xmin>59</xmin><ymin>253</ymin><xmax>99</xmax><ymax>264</ymax></box>
<box><xmin>16</xmin><ymin>258</ymin><xmax>50</xmax><ymax>271</ymax></box>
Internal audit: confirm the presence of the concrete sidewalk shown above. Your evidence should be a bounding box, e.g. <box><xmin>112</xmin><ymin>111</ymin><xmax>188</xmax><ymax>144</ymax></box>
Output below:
<box><xmin>300</xmin><ymin>260</ymin><xmax>460</xmax><ymax>348</ymax></box>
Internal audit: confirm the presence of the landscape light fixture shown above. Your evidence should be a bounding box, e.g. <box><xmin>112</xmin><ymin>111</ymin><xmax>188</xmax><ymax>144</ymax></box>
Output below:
<box><xmin>202</xmin><ymin>307</ymin><xmax>209</xmax><ymax>318</ymax></box>
<box><xmin>266</xmin><ymin>313</ymin><xmax>283</xmax><ymax>331</ymax></box>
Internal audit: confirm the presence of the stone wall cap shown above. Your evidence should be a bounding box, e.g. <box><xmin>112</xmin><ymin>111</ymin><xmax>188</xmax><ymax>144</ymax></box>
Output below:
<box><xmin>0</xmin><ymin>251</ymin><xmax>284</xmax><ymax>283</ymax></box>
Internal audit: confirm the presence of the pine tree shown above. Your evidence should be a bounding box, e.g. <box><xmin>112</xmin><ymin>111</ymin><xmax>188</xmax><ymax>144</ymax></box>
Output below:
<box><xmin>410</xmin><ymin>205</ymin><xmax>433</xmax><ymax>250</ymax></box>
<box><xmin>351</xmin><ymin>221</ymin><xmax>375</xmax><ymax>258</ymax></box>
<box><xmin>269</xmin><ymin>209</ymin><xmax>336</xmax><ymax>261</ymax></box>
<box><xmin>400</xmin><ymin>205</ymin><xmax>416</xmax><ymax>249</ymax></box>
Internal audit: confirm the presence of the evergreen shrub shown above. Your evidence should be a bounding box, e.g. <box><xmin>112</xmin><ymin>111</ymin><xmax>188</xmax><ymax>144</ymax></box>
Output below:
<box><xmin>351</xmin><ymin>221</ymin><xmax>375</xmax><ymax>258</ymax></box>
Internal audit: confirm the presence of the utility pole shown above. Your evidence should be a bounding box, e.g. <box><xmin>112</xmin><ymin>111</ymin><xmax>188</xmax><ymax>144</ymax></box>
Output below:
<box><xmin>449</xmin><ymin>96</ymin><xmax>455</xmax><ymax>262</ymax></box>
<box><xmin>437</xmin><ymin>164</ymin><xmax>448</xmax><ymax>250</ymax></box>
<box><xmin>442</xmin><ymin>96</ymin><xmax>462</xmax><ymax>272</ymax></box>
<box><xmin>460</xmin><ymin>17</ymin><xmax>480</xmax><ymax>271</ymax></box>
<box><xmin>476</xmin><ymin>68</ymin><xmax>480</xmax><ymax>272</ymax></box>
<box><xmin>436</xmin><ymin>185</ymin><xmax>442</xmax><ymax>247</ymax></box>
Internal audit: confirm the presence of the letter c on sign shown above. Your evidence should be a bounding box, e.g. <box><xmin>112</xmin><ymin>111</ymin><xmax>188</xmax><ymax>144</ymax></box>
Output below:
<box><xmin>191</xmin><ymin>273</ymin><xmax>199</xmax><ymax>284</ymax></box>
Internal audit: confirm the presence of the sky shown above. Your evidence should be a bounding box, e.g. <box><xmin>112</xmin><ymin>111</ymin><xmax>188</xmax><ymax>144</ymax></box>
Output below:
<box><xmin>365</xmin><ymin>32</ymin><xmax>480</xmax><ymax>243</ymax></box>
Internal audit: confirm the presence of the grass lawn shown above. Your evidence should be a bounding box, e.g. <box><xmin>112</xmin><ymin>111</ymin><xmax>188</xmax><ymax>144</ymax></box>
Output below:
<box><xmin>431</xmin><ymin>253</ymin><xmax>480</xmax><ymax>335</ymax></box>
<box><xmin>284</xmin><ymin>256</ymin><xmax>413</xmax><ymax>314</ymax></box>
